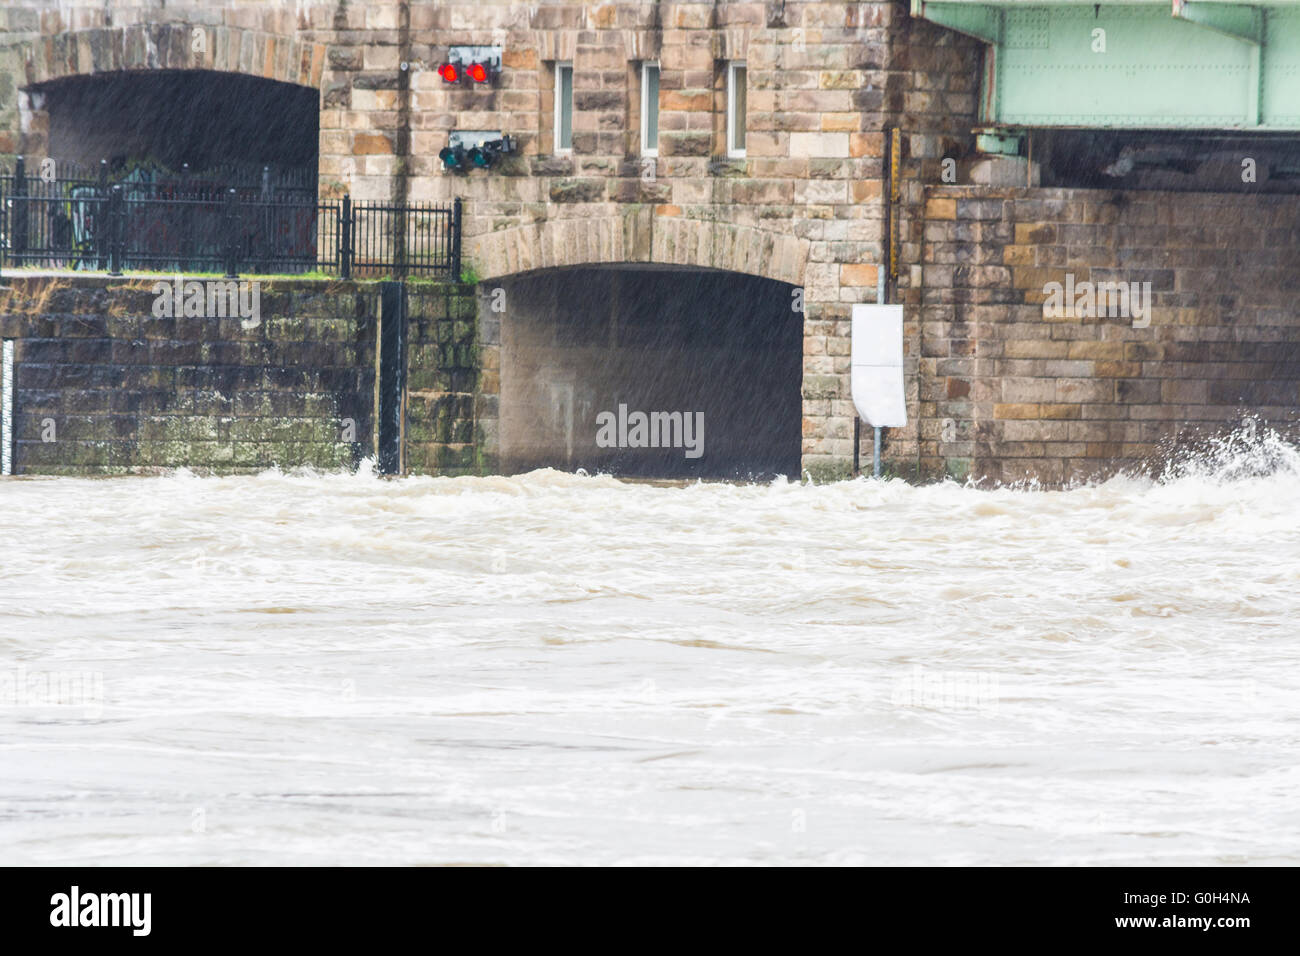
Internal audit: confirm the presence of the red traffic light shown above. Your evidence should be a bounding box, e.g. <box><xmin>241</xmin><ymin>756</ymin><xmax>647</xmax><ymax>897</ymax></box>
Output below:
<box><xmin>467</xmin><ymin>62</ymin><xmax>488</xmax><ymax>83</ymax></box>
<box><xmin>437</xmin><ymin>63</ymin><xmax>458</xmax><ymax>83</ymax></box>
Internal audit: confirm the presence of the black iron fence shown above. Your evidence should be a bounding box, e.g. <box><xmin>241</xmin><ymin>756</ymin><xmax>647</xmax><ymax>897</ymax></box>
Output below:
<box><xmin>0</xmin><ymin>161</ymin><xmax>462</xmax><ymax>280</ymax></box>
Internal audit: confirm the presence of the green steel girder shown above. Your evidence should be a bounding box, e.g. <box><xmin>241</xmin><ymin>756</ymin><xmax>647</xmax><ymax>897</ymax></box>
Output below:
<box><xmin>910</xmin><ymin>1</ymin><xmax>1002</xmax><ymax>44</ymax></box>
<box><xmin>975</xmin><ymin>129</ymin><xmax>1025</xmax><ymax>154</ymax></box>
<box><xmin>1172</xmin><ymin>1</ymin><xmax>1263</xmax><ymax>43</ymax></box>
<box><xmin>910</xmin><ymin>1</ymin><xmax>1300</xmax><ymax>131</ymax></box>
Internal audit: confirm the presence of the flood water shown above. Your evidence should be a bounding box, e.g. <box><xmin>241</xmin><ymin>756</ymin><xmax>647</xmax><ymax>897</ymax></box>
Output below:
<box><xmin>2</xmin><ymin>434</ymin><xmax>1298</xmax><ymax>865</ymax></box>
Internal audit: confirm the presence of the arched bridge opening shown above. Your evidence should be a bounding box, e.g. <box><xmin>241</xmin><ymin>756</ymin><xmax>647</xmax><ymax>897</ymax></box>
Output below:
<box><xmin>496</xmin><ymin>265</ymin><xmax>804</xmax><ymax>481</ymax></box>
<box><xmin>28</xmin><ymin>70</ymin><xmax>317</xmax><ymax>189</ymax></box>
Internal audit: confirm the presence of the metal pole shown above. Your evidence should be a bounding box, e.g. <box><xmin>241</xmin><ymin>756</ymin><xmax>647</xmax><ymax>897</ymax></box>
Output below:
<box><xmin>377</xmin><ymin>280</ymin><xmax>408</xmax><ymax>475</ymax></box>
<box><xmin>451</xmin><ymin>196</ymin><xmax>462</xmax><ymax>282</ymax></box>
<box><xmin>340</xmin><ymin>194</ymin><xmax>352</xmax><ymax>280</ymax></box>
<box><xmin>12</xmin><ymin>157</ymin><xmax>27</xmax><ymax>263</ymax></box>
<box><xmin>874</xmin><ymin>426</ymin><xmax>882</xmax><ymax>479</ymax></box>
<box><xmin>97</xmin><ymin>160</ymin><xmax>109</xmax><ymax>270</ymax></box>
<box><xmin>853</xmin><ymin>417</ymin><xmax>860</xmax><ymax>477</ymax></box>
<box><xmin>224</xmin><ymin>187</ymin><xmax>239</xmax><ymax>278</ymax></box>
<box><xmin>181</xmin><ymin>163</ymin><xmax>194</xmax><ymax>272</ymax></box>
<box><xmin>107</xmin><ymin>184</ymin><xmax>124</xmax><ymax>276</ymax></box>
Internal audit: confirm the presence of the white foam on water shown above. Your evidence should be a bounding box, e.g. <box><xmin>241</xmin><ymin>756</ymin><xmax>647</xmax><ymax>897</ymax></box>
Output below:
<box><xmin>1</xmin><ymin>427</ymin><xmax>1297</xmax><ymax>864</ymax></box>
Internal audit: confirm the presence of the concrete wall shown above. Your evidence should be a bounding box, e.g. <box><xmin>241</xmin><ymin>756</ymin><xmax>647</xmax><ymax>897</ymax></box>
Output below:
<box><xmin>916</xmin><ymin>186</ymin><xmax>1300</xmax><ymax>485</ymax></box>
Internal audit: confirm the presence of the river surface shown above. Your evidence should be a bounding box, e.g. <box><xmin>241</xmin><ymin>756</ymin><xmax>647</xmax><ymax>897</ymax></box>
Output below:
<box><xmin>2</xmin><ymin>435</ymin><xmax>1298</xmax><ymax>865</ymax></box>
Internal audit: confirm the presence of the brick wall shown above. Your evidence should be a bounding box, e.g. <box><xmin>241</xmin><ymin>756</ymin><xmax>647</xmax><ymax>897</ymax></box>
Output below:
<box><xmin>880</xmin><ymin>15</ymin><xmax>983</xmax><ymax>475</ymax></box>
<box><xmin>0</xmin><ymin>275</ymin><xmax>485</xmax><ymax>475</ymax></box>
<box><xmin>0</xmin><ymin>0</ymin><xmax>938</xmax><ymax>481</ymax></box>
<box><xmin>405</xmin><ymin>282</ymin><xmax>491</xmax><ymax>476</ymax></box>
<box><xmin>918</xmin><ymin>186</ymin><xmax>1300</xmax><ymax>485</ymax></box>
<box><xmin>9</xmin><ymin>2</ymin><xmax>1291</xmax><ymax>486</ymax></box>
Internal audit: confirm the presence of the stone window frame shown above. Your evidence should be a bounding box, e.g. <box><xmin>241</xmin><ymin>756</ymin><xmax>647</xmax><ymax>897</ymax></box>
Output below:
<box><xmin>726</xmin><ymin>60</ymin><xmax>747</xmax><ymax>159</ymax></box>
<box><xmin>554</xmin><ymin>60</ymin><xmax>574</xmax><ymax>154</ymax></box>
<box><xmin>640</xmin><ymin>61</ymin><xmax>660</xmax><ymax>158</ymax></box>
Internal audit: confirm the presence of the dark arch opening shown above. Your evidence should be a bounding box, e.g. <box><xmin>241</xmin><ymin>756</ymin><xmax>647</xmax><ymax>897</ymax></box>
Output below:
<box><xmin>29</xmin><ymin>70</ymin><xmax>317</xmax><ymax>187</ymax></box>
<box><xmin>497</xmin><ymin>265</ymin><xmax>803</xmax><ymax>481</ymax></box>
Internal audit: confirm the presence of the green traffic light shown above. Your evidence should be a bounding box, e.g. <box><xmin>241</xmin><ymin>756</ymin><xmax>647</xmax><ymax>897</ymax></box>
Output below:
<box><xmin>439</xmin><ymin>146</ymin><xmax>466</xmax><ymax>171</ymax></box>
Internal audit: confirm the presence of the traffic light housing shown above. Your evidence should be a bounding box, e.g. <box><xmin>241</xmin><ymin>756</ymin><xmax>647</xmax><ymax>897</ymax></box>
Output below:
<box><xmin>466</xmin><ymin>137</ymin><xmax>508</xmax><ymax>169</ymax></box>
<box><xmin>441</xmin><ymin>135</ymin><xmax>515</xmax><ymax>173</ymax></box>
<box><xmin>437</xmin><ymin>46</ymin><xmax>501</xmax><ymax>87</ymax></box>
<box><xmin>438</xmin><ymin>144</ymin><xmax>469</xmax><ymax>172</ymax></box>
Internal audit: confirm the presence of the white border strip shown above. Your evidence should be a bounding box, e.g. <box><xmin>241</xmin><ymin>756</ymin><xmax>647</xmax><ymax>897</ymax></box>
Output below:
<box><xmin>2</xmin><ymin>339</ymin><xmax>12</xmax><ymax>475</ymax></box>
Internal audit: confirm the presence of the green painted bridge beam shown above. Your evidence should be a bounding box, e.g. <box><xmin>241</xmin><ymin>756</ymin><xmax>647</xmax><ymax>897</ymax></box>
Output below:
<box><xmin>1171</xmin><ymin>0</ymin><xmax>1264</xmax><ymax>44</ymax></box>
<box><xmin>1168</xmin><ymin>1</ymin><xmax>1266</xmax><ymax>127</ymax></box>
<box><xmin>975</xmin><ymin>129</ymin><xmax>1025</xmax><ymax>154</ymax></box>
<box><xmin>910</xmin><ymin>0</ymin><xmax>1002</xmax><ymax>45</ymax></box>
<box><xmin>909</xmin><ymin>1</ymin><xmax>1300</xmax><ymax>130</ymax></box>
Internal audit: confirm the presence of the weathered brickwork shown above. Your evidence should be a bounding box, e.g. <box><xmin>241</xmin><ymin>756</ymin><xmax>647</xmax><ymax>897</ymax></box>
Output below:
<box><xmin>0</xmin><ymin>276</ymin><xmax>373</xmax><ymax>473</ymax></box>
<box><xmin>0</xmin><ymin>275</ymin><xmax>485</xmax><ymax>475</ymax></box>
<box><xmin>1</xmin><ymin>0</ymin><xmax>966</xmax><ymax>480</ymax></box>
<box><xmin>2</xmin><ymin>1</ymin><xmax>1296</xmax><ymax>484</ymax></box>
<box><xmin>405</xmin><ymin>282</ymin><xmax>493</xmax><ymax>476</ymax></box>
<box><xmin>917</xmin><ymin>186</ymin><xmax>1300</xmax><ymax>485</ymax></box>
<box><xmin>878</xmin><ymin>15</ymin><xmax>982</xmax><ymax>475</ymax></box>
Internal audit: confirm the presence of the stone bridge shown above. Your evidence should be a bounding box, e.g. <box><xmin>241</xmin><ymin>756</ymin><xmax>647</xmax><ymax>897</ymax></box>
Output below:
<box><xmin>2</xmin><ymin>0</ymin><xmax>1298</xmax><ymax>482</ymax></box>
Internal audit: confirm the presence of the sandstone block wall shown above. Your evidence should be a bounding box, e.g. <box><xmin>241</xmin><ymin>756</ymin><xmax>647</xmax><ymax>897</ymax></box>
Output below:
<box><xmin>0</xmin><ymin>276</ymin><xmax>373</xmax><ymax>473</ymax></box>
<box><xmin>917</xmin><ymin>186</ymin><xmax>1300</xmax><ymax>485</ymax></box>
<box><xmin>0</xmin><ymin>275</ymin><xmax>483</xmax><ymax>475</ymax></box>
<box><xmin>405</xmin><ymin>281</ymin><xmax>491</xmax><ymax>476</ymax></box>
<box><xmin>1</xmin><ymin>0</ymin><xmax>987</xmax><ymax>481</ymax></box>
<box><xmin>4</xmin><ymin>1</ymin><xmax>1295</xmax><ymax>486</ymax></box>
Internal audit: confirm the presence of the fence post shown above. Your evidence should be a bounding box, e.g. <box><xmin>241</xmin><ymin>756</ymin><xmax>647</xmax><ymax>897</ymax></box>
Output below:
<box><xmin>393</xmin><ymin>199</ymin><xmax>407</xmax><ymax>281</ymax></box>
<box><xmin>224</xmin><ymin>187</ymin><xmax>239</xmax><ymax>278</ymax></box>
<box><xmin>451</xmin><ymin>196</ymin><xmax>462</xmax><ymax>282</ymax></box>
<box><xmin>96</xmin><ymin>160</ymin><xmax>109</xmax><ymax>270</ymax></box>
<box><xmin>340</xmin><ymin>194</ymin><xmax>352</xmax><ymax>280</ymax></box>
<box><xmin>107</xmin><ymin>184</ymin><xmax>124</xmax><ymax>276</ymax></box>
<box><xmin>11</xmin><ymin>157</ymin><xmax>27</xmax><ymax>263</ymax></box>
<box><xmin>180</xmin><ymin>163</ymin><xmax>194</xmax><ymax>271</ymax></box>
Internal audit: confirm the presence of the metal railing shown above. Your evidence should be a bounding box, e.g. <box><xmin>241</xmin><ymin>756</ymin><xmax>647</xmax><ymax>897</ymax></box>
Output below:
<box><xmin>0</xmin><ymin>161</ymin><xmax>462</xmax><ymax>280</ymax></box>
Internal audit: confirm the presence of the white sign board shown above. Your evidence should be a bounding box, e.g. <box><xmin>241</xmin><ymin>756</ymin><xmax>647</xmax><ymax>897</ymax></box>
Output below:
<box><xmin>850</xmin><ymin>303</ymin><xmax>906</xmax><ymax>427</ymax></box>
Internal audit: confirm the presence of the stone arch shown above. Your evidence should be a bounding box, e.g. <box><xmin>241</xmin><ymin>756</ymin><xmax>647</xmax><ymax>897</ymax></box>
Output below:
<box><xmin>491</xmin><ymin>262</ymin><xmax>806</xmax><ymax>479</ymax></box>
<box><xmin>467</xmin><ymin>213</ymin><xmax>810</xmax><ymax>288</ymax></box>
<box><xmin>19</xmin><ymin>23</ymin><xmax>327</xmax><ymax>91</ymax></box>
<box><xmin>12</xmin><ymin>22</ymin><xmax>328</xmax><ymax>178</ymax></box>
